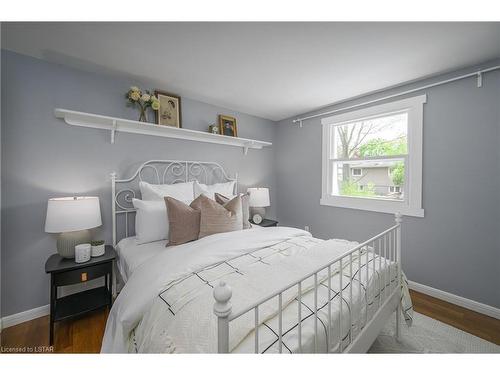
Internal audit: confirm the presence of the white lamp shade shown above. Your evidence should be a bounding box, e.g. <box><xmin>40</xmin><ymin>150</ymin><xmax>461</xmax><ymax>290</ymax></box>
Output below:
<box><xmin>247</xmin><ymin>188</ymin><xmax>270</xmax><ymax>207</ymax></box>
<box><xmin>45</xmin><ymin>196</ymin><xmax>102</xmax><ymax>233</ymax></box>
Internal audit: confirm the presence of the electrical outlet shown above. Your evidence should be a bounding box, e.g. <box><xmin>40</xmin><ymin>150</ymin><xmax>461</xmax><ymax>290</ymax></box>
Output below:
<box><xmin>304</xmin><ymin>225</ymin><xmax>310</xmax><ymax>232</ymax></box>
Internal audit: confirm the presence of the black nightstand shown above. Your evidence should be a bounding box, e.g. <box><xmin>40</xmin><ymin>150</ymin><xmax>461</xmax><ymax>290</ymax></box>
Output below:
<box><xmin>45</xmin><ymin>245</ymin><xmax>116</xmax><ymax>345</ymax></box>
<box><xmin>250</xmin><ymin>218</ymin><xmax>278</xmax><ymax>227</ymax></box>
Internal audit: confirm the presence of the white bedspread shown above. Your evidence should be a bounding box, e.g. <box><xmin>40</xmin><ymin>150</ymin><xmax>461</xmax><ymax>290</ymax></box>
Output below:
<box><xmin>115</xmin><ymin>237</ymin><xmax>168</xmax><ymax>282</ymax></box>
<box><xmin>102</xmin><ymin>227</ymin><xmax>411</xmax><ymax>353</ymax></box>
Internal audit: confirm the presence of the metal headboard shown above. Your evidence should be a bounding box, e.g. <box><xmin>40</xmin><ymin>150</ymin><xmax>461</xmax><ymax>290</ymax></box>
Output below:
<box><xmin>111</xmin><ymin>159</ymin><xmax>237</xmax><ymax>246</ymax></box>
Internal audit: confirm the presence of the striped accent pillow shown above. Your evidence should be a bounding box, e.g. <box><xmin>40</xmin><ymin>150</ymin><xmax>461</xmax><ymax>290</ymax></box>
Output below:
<box><xmin>190</xmin><ymin>194</ymin><xmax>243</xmax><ymax>238</ymax></box>
<box><xmin>214</xmin><ymin>192</ymin><xmax>252</xmax><ymax>229</ymax></box>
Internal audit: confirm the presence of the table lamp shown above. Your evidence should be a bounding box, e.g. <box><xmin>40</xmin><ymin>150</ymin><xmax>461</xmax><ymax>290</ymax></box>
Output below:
<box><xmin>45</xmin><ymin>196</ymin><xmax>102</xmax><ymax>258</ymax></box>
<box><xmin>247</xmin><ymin>187</ymin><xmax>270</xmax><ymax>224</ymax></box>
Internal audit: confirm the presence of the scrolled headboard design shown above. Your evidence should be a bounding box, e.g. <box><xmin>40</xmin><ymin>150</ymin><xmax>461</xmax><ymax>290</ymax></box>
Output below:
<box><xmin>111</xmin><ymin>160</ymin><xmax>237</xmax><ymax>246</ymax></box>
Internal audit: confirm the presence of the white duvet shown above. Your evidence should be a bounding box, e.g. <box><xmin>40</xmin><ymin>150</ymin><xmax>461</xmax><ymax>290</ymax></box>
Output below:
<box><xmin>102</xmin><ymin>227</ymin><xmax>411</xmax><ymax>353</ymax></box>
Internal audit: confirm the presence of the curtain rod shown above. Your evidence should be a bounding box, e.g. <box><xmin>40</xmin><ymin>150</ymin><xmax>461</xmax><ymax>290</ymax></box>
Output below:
<box><xmin>292</xmin><ymin>65</ymin><xmax>500</xmax><ymax>126</ymax></box>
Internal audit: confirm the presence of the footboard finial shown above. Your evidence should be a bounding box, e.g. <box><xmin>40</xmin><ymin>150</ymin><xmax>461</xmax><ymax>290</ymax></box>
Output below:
<box><xmin>214</xmin><ymin>281</ymin><xmax>232</xmax><ymax>353</ymax></box>
<box><xmin>213</xmin><ymin>281</ymin><xmax>232</xmax><ymax>317</ymax></box>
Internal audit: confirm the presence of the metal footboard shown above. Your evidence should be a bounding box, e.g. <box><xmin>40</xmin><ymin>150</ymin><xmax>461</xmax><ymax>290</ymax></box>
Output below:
<box><xmin>213</xmin><ymin>213</ymin><xmax>403</xmax><ymax>353</ymax></box>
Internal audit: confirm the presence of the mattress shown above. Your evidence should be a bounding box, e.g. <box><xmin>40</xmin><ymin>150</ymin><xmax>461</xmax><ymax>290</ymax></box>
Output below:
<box><xmin>115</xmin><ymin>237</ymin><xmax>167</xmax><ymax>283</ymax></box>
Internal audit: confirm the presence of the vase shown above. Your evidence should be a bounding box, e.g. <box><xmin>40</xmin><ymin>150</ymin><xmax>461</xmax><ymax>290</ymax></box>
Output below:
<box><xmin>138</xmin><ymin>107</ymin><xmax>148</xmax><ymax>122</ymax></box>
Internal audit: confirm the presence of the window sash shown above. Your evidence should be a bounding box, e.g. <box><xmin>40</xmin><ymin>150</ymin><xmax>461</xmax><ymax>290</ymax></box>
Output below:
<box><xmin>330</xmin><ymin>154</ymin><xmax>407</xmax><ymax>163</ymax></box>
<box><xmin>328</xmin><ymin>155</ymin><xmax>408</xmax><ymax>203</ymax></box>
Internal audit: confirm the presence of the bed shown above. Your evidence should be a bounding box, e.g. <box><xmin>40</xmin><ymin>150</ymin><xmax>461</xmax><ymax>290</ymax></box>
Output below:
<box><xmin>102</xmin><ymin>160</ymin><xmax>412</xmax><ymax>353</ymax></box>
<box><xmin>115</xmin><ymin>236</ymin><xmax>167</xmax><ymax>283</ymax></box>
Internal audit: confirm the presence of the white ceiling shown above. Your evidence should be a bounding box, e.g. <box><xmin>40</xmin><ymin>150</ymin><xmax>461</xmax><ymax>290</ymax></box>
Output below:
<box><xmin>2</xmin><ymin>22</ymin><xmax>500</xmax><ymax>121</ymax></box>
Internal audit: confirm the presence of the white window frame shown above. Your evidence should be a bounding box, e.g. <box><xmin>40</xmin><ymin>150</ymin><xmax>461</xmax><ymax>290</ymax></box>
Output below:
<box><xmin>351</xmin><ymin>168</ymin><xmax>362</xmax><ymax>176</ymax></box>
<box><xmin>321</xmin><ymin>94</ymin><xmax>425</xmax><ymax>217</ymax></box>
<box><xmin>389</xmin><ymin>186</ymin><xmax>401</xmax><ymax>193</ymax></box>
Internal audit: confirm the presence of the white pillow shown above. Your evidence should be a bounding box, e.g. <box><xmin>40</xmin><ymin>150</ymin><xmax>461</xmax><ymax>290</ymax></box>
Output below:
<box><xmin>139</xmin><ymin>181</ymin><xmax>195</xmax><ymax>202</ymax></box>
<box><xmin>132</xmin><ymin>199</ymin><xmax>169</xmax><ymax>245</ymax></box>
<box><xmin>194</xmin><ymin>180</ymin><xmax>236</xmax><ymax>200</ymax></box>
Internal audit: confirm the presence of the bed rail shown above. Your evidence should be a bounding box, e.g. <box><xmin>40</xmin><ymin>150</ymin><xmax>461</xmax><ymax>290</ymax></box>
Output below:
<box><xmin>213</xmin><ymin>213</ymin><xmax>402</xmax><ymax>353</ymax></box>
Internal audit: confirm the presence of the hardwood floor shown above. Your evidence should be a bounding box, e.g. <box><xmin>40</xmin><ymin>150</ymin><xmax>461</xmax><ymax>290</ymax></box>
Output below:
<box><xmin>1</xmin><ymin>309</ymin><xmax>108</xmax><ymax>353</ymax></box>
<box><xmin>1</xmin><ymin>291</ymin><xmax>499</xmax><ymax>353</ymax></box>
<box><xmin>409</xmin><ymin>290</ymin><xmax>500</xmax><ymax>345</ymax></box>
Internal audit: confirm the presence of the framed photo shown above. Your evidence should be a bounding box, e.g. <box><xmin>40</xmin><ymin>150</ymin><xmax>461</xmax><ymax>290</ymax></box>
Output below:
<box><xmin>219</xmin><ymin>115</ymin><xmax>238</xmax><ymax>137</ymax></box>
<box><xmin>155</xmin><ymin>90</ymin><xmax>182</xmax><ymax>128</ymax></box>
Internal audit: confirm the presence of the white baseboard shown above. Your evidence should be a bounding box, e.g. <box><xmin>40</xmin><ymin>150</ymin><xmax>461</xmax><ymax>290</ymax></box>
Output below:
<box><xmin>1</xmin><ymin>304</ymin><xmax>50</xmax><ymax>329</ymax></box>
<box><xmin>408</xmin><ymin>280</ymin><xmax>500</xmax><ymax>320</ymax></box>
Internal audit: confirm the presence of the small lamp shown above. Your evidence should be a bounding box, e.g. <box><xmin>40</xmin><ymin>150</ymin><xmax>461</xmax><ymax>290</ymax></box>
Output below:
<box><xmin>247</xmin><ymin>188</ymin><xmax>270</xmax><ymax>224</ymax></box>
<box><xmin>45</xmin><ymin>196</ymin><xmax>102</xmax><ymax>258</ymax></box>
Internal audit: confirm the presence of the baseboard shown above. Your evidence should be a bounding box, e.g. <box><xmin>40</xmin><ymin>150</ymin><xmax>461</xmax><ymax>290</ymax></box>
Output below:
<box><xmin>1</xmin><ymin>304</ymin><xmax>50</xmax><ymax>329</ymax></box>
<box><xmin>408</xmin><ymin>280</ymin><xmax>500</xmax><ymax>320</ymax></box>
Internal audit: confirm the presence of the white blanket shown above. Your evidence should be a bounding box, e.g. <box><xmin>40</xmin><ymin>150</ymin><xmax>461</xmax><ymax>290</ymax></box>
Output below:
<box><xmin>102</xmin><ymin>227</ymin><xmax>411</xmax><ymax>353</ymax></box>
<box><xmin>102</xmin><ymin>227</ymin><xmax>312</xmax><ymax>352</ymax></box>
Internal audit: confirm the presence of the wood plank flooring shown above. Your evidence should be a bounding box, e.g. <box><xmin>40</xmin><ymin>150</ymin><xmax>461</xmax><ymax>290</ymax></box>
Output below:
<box><xmin>1</xmin><ymin>291</ymin><xmax>499</xmax><ymax>353</ymax></box>
<box><xmin>409</xmin><ymin>290</ymin><xmax>500</xmax><ymax>345</ymax></box>
<box><xmin>1</xmin><ymin>309</ymin><xmax>108</xmax><ymax>353</ymax></box>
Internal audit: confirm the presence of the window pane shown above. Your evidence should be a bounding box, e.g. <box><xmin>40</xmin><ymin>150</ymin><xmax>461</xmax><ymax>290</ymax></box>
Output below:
<box><xmin>331</xmin><ymin>159</ymin><xmax>405</xmax><ymax>201</ymax></box>
<box><xmin>333</xmin><ymin>112</ymin><xmax>408</xmax><ymax>159</ymax></box>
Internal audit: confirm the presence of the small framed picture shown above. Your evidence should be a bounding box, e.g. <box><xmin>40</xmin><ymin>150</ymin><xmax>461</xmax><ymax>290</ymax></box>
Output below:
<box><xmin>155</xmin><ymin>90</ymin><xmax>182</xmax><ymax>128</ymax></box>
<box><xmin>219</xmin><ymin>115</ymin><xmax>237</xmax><ymax>137</ymax></box>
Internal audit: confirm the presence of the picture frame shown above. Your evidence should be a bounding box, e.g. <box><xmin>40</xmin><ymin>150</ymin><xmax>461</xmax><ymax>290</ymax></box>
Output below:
<box><xmin>155</xmin><ymin>90</ymin><xmax>182</xmax><ymax>128</ymax></box>
<box><xmin>218</xmin><ymin>115</ymin><xmax>238</xmax><ymax>137</ymax></box>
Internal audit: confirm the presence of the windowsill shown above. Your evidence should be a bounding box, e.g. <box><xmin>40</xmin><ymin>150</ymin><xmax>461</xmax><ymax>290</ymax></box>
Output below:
<box><xmin>320</xmin><ymin>195</ymin><xmax>424</xmax><ymax>217</ymax></box>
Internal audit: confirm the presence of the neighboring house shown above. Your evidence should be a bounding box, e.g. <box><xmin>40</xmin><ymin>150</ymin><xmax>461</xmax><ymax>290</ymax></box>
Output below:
<box><xmin>349</xmin><ymin>163</ymin><xmax>403</xmax><ymax>198</ymax></box>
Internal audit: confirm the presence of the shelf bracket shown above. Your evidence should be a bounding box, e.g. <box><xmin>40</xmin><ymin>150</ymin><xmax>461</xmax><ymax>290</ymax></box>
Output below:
<box><xmin>110</xmin><ymin>120</ymin><xmax>117</xmax><ymax>144</ymax></box>
<box><xmin>477</xmin><ymin>72</ymin><xmax>483</xmax><ymax>88</ymax></box>
<box><xmin>243</xmin><ymin>145</ymin><xmax>249</xmax><ymax>155</ymax></box>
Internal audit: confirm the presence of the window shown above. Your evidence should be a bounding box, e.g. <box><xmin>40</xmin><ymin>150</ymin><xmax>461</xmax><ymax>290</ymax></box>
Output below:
<box><xmin>321</xmin><ymin>95</ymin><xmax>425</xmax><ymax>217</ymax></box>
<box><xmin>389</xmin><ymin>186</ymin><xmax>401</xmax><ymax>193</ymax></box>
<box><xmin>351</xmin><ymin>168</ymin><xmax>362</xmax><ymax>176</ymax></box>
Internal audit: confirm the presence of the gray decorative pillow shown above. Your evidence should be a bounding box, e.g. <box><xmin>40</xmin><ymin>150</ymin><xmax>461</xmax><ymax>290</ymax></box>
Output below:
<box><xmin>191</xmin><ymin>194</ymin><xmax>243</xmax><ymax>238</ymax></box>
<box><xmin>215</xmin><ymin>192</ymin><xmax>252</xmax><ymax>229</ymax></box>
<box><xmin>164</xmin><ymin>196</ymin><xmax>202</xmax><ymax>246</ymax></box>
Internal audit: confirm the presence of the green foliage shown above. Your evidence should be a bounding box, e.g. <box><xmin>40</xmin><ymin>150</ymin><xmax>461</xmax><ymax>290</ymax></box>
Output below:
<box><xmin>340</xmin><ymin>181</ymin><xmax>375</xmax><ymax>197</ymax></box>
<box><xmin>358</xmin><ymin>138</ymin><xmax>407</xmax><ymax>157</ymax></box>
<box><xmin>390</xmin><ymin>162</ymin><xmax>405</xmax><ymax>186</ymax></box>
<box><xmin>91</xmin><ymin>240</ymin><xmax>105</xmax><ymax>246</ymax></box>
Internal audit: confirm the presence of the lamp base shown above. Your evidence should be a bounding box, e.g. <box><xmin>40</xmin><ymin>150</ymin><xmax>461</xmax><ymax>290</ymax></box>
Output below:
<box><xmin>250</xmin><ymin>207</ymin><xmax>266</xmax><ymax>219</ymax></box>
<box><xmin>57</xmin><ymin>229</ymin><xmax>91</xmax><ymax>259</ymax></box>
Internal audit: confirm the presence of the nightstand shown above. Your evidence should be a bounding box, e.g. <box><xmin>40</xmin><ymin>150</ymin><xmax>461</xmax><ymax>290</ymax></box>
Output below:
<box><xmin>45</xmin><ymin>245</ymin><xmax>116</xmax><ymax>345</ymax></box>
<box><xmin>250</xmin><ymin>218</ymin><xmax>278</xmax><ymax>227</ymax></box>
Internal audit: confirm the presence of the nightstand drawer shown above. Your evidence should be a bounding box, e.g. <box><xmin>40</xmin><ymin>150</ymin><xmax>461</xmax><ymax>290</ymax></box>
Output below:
<box><xmin>53</xmin><ymin>262</ymin><xmax>110</xmax><ymax>286</ymax></box>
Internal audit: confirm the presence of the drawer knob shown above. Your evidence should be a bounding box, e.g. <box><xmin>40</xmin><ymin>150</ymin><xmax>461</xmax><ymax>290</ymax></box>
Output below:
<box><xmin>81</xmin><ymin>272</ymin><xmax>88</xmax><ymax>282</ymax></box>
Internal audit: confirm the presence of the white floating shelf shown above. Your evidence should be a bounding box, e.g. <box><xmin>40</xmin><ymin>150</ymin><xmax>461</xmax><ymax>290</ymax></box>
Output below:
<box><xmin>54</xmin><ymin>108</ymin><xmax>272</xmax><ymax>154</ymax></box>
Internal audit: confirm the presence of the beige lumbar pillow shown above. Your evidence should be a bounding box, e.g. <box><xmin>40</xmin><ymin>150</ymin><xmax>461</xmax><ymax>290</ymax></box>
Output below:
<box><xmin>215</xmin><ymin>192</ymin><xmax>252</xmax><ymax>229</ymax></box>
<box><xmin>190</xmin><ymin>194</ymin><xmax>243</xmax><ymax>238</ymax></box>
<box><xmin>164</xmin><ymin>196</ymin><xmax>202</xmax><ymax>246</ymax></box>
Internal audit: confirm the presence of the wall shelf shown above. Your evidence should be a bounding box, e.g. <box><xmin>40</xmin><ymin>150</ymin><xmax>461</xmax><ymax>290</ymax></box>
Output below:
<box><xmin>54</xmin><ymin>108</ymin><xmax>272</xmax><ymax>154</ymax></box>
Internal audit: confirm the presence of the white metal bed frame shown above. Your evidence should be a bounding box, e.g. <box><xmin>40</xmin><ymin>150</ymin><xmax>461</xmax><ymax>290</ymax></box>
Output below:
<box><xmin>111</xmin><ymin>159</ymin><xmax>402</xmax><ymax>353</ymax></box>
<box><xmin>213</xmin><ymin>215</ymin><xmax>403</xmax><ymax>353</ymax></box>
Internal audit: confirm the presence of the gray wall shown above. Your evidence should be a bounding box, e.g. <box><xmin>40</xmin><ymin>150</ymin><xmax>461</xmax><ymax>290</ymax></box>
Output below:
<box><xmin>1</xmin><ymin>50</ymin><xmax>276</xmax><ymax>316</ymax></box>
<box><xmin>1</xmin><ymin>48</ymin><xmax>499</xmax><ymax>317</ymax></box>
<box><xmin>275</xmin><ymin>62</ymin><xmax>500</xmax><ymax>308</ymax></box>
